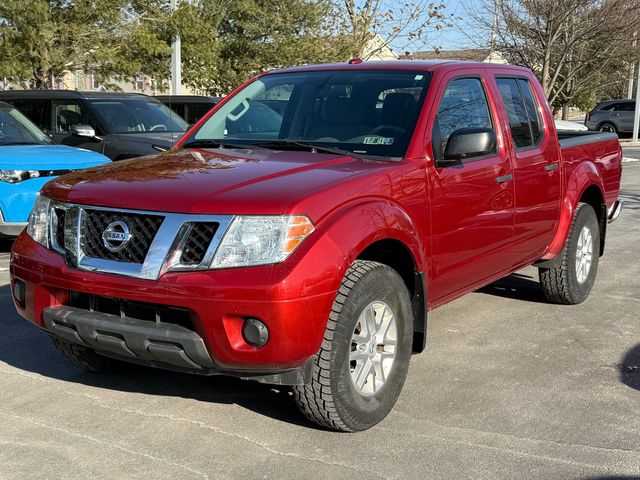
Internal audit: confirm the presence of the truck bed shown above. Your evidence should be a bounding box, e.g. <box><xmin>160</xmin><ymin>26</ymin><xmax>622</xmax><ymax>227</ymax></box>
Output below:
<box><xmin>558</xmin><ymin>131</ymin><xmax>622</xmax><ymax>208</ymax></box>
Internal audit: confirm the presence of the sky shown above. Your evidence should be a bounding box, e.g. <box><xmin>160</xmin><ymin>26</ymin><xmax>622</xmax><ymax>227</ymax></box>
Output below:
<box><xmin>394</xmin><ymin>0</ymin><xmax>488</xmax><ymax>53</ymax></box>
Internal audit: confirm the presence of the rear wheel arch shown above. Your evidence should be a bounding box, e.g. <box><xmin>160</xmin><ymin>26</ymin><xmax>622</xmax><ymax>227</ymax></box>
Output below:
<box><xmin>540</xmin><ymin>162</ymin><xmax>605</xmax><ymax>262</ymax></box>
<box><xmin>579</xmin><ymin>184</ymin><xmax>606</xmax><ymax>256</ymax></box>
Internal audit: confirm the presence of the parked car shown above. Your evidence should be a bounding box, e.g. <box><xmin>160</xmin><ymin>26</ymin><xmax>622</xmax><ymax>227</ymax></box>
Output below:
<box><xmin>585</xmin><ymin>99</ymin><xmax>636</xmax><ymax>134</ymax></box>
<box><xmin>155</xmin><ymin>95</ymin><xmax>220</xmax><ymax>125</ymax></box>
<box><xmin>554</xmin><ymin>119</ymin><xmax>588</xmax><ymax>131</ymax></box>
<box><xmin>0</xmin><ymin>101</ymin><xmax>109</xmax><ymax>237</ymax></box>
<box><xmin>11</xmin><ymin>61</ymin><xmax>623</xmax><ymax>431</ymax></box>
<box><xmin>0</xmin><ymin>90</ymin><xmax>188</xmax><ymax>160</ymax></box>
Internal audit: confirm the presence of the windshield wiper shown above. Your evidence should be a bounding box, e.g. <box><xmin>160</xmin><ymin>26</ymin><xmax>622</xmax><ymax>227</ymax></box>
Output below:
<box><xmin>181</xmin><ymin>139</ymin><xmax>253</xmax><ymax>149</ymax></box>
<box><xmin>0</xmin><ymin>141</ymin><xmax>45</xmax><ymax>146</ymax></box>
<box><xmin>251</xmin><ymin>140</ymin><xmax>362</xmax><ymax>158</ymax></box>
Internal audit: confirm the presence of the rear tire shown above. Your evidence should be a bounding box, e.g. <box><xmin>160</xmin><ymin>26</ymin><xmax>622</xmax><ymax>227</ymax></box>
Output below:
<box><xmin>51</xmin><ymin>337</ymin><xmax>122</xmax><ymax>373</ymax></box>
<box><xmin>293</xmin><ymin>260</ymin><xmax>413</xmax><ymax>432</ymax></box>
<box><xmin>539</xmin><ymin>203</ymin><xmax>600</xmax><ymax>305</ymax></box>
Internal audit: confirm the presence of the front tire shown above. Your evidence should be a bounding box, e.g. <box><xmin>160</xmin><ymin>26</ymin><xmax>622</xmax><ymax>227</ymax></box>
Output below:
<box><xmin>51</xmin><ymin>337</ymin><xmax>122</xmax><ymax>373</ymax></box>
<box><xmin>293</xmin><ymin>260</ymin><xmax>413</xmax><ymax>432</ymax></box>
<box><xmin>539</xmin><ymin>203</ymin><xmax>600</xmax><ymax>304</ymax></box>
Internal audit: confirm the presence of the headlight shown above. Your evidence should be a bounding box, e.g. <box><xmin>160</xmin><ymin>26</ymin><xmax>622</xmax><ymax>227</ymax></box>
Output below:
<box><xmin>211</xmin><ymin>215</ymin><xmax>314</xmax><ymax>268</ymax></box>
<box><xmin>0</xmin><ymin>170</ymin><xmax>40</xmax><ymax>183</ymax></box>
<box><xmin>26</xmin><ymin>195</ymin><xmax>51</xmax><ymax>247</ymax></box>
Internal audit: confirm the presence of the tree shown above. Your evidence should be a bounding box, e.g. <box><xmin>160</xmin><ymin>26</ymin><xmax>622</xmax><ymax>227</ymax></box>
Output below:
<box><xmin>466</xmin><ymin>0</ymin><xmax>640</xmax><ymax>115</ymax></box>
<box><xmin>341</xmin><ymin>0</ymin><xmax>453</xmax><ymax>59</ymax></box>
<box><xmin>189</xmin><ymin>0</ymin><xmax>352</xmax><ymax>95</ymax></box>
<box><xmin>0</xmin><ymin>0</ymin><xmax>350</xmax><ymax>94</ymax></box>
<box><xmin>0</xmin><ymin>0</ymin><xmax>155</xmax><ymax>88</ymax></box>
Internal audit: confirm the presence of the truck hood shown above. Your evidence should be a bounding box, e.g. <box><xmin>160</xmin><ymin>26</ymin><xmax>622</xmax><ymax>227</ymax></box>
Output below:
<box><xmin>0</xmin><ymin>144</ymin><xmax>110</xmax><ymax>170</ymax></box>
<box><xmin>42</xmin><ymin>147</ymin><xmax>382</xmax><ymax>216</ymax></box>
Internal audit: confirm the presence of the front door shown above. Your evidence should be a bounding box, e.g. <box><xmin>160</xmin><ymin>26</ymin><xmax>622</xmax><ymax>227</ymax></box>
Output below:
<box><xmin>51</xmin><ymin>100</ymin><xmax>104</xmax><ymax>154</ymax></box>
<box><xmin>428</xmin><ymin>72</ymin><xmax>515</xmax><ymax>302</ymax></box>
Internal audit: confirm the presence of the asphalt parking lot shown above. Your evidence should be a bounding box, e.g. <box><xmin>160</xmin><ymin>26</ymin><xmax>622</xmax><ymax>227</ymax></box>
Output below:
<box><xmin>1</xmin><ymin>150</ymin><xmax>639</xmax><ymax>480</ymax></box>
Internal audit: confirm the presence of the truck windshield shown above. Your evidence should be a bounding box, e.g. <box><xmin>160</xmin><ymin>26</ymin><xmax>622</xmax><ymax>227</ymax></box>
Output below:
<box><xmin>88</xmin><ymin>98</ymin><xmax>188</xmax><ymax>134</ymax></box>
<box><xmin>188</xmin><ymin>70</ymin><xmax>431</xmax><ymax>158</ymax></box>
<box><xmin>0</xmin><ymin>105</ymin><xmax>51</xmax><ymax>146</ymax></box>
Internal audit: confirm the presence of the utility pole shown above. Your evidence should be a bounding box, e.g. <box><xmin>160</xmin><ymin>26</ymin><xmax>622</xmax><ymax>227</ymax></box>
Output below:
<box><xmin>170</xmin><ymin>0</ymin><xmax>181</xmax><ymax>95</ymax></box>
<box><xmin>629</xmin><ymin>32</ymin><xmax>637</xmax><ymax>99</ymax></box>
<box><xmin>633</xmin><ymin>49</ymin><xmax>640</xmax><ymax>143</ymax></box>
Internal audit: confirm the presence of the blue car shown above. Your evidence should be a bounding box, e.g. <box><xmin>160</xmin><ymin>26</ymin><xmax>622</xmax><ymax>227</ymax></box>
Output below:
<box><xmin>0</xmin><ymin>101</ymin><xmax>110</xmax><ymax>237</ymax></box>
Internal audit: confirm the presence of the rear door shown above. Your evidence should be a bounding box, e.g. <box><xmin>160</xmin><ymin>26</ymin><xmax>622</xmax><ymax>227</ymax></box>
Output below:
<box><xmin>492</xmin><ymin>75</ymin><xmax>561</xmax><ymax>262</ymax></box>
<box><xmin>427</xmin><ymin>71</ymin><xmax>515</xmax><ymax>302</ymax></box>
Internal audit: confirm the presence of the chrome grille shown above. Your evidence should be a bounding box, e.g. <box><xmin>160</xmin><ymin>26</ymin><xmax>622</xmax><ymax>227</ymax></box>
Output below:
<box><xmin>80</xmin><ymin>209</ymin><xmax>164</xmax><ymax>264</ymax></box>
<box><xmin>52</xmin><ymin>207</ymin><xmax>66</xmax><ymax>250</ymax></box>
<box><xmin>47</xmin><ymin>201</ymin><xmax>234</xmax><ymax>280</ymax></box>
<box><xmin>179</xmin><ymin>223</ymin><xmax>218</xmax><ymax>266</ymax></box>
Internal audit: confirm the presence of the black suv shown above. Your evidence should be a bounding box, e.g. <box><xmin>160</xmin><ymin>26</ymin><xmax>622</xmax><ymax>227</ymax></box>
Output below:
<box><xmin>155</xmin><ymin>95</ymin><xmax>220</xmax><ymax>125</ymax></box>
<box><xmin>0</xmin><ymin>90</ymin><xmax>188</xmax><ymax>160</ymax></box>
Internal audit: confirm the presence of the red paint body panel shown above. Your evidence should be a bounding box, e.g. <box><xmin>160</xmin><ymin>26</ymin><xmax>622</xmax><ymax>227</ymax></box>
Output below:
<box><xmin>11</xmin><ymin>61</ymin><xmax>623</xmax><ymax>372</ymax></box>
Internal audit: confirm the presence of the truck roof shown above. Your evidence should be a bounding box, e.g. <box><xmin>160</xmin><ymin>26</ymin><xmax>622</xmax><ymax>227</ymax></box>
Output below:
<box><xmin>269</xmin><ymin>60</ymin><xmax>533</xmax><ymax>75</ymax></box>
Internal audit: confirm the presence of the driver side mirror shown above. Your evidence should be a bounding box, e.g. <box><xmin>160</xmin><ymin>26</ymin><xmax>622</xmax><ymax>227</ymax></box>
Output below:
<box><xmin>70</xmin><ymin>124</ymin><xmax>101</xmax><ymax>141</ymax></box>
<box><xmin>439</xmin><ymin>127</ymin><xmax>496</xmax><ymax>167</ymax></box>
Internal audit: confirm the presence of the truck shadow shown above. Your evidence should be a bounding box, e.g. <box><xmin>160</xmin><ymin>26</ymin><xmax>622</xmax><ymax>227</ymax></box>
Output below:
<box><xmin>582</xmin><ymin>477</ymin><xmax>640</xmax><ymax>480</ymax></box>
<box><xmin>619</xmin><ymin>343</ymin><xmax>640</xmax><ymax>391</ymax></box>
<box><xmin>619</xmin><ymin>189</ymin><xmax>640</xmax><ymax>212</ymax></box>
<box><xmin>0</xmin><ymin>284</ymin><xmax>317</xmax><ymax>429</ymax></box>
<box><xmin>477</xmin><ymin>272</ymin><xmax>548</xmax><ymax>304</ymax></box>
<box><xmin>0</xmin><ymin>238</ymin><xmax>13</xmax><ymax>253</ymax></box>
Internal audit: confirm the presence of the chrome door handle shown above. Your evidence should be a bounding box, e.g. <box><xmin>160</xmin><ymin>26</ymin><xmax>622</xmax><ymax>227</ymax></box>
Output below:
<box><xmin>496</xmin><ymin>174</ymin><xmax>513</xmax><ymax>184</ymax></box>
<box><xmin>544</xmin><ymin>162</ymin><xmax>559</xmax><ymax>171</ymax></box>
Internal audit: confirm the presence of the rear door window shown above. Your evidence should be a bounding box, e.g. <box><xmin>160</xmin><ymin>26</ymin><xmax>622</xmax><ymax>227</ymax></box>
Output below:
<box><xmin>517</xmin><ymin>79</ymin><xmax>543</xmax><ymax>144</ymax></box>
<box><xmin>615</xmin><ymin>102</ymin><xmax>636</xmax><ymax>112</ymax></box>
<box><xmin>496</xmin><ymin>78</ymin><xmax>539</xmax><ymax>149</ymax></box>
<box><xmin>9</xmin><ymin>99</ymin><xmax>49</xmax><ymax>130</ymax></box>
<box><xmin>184</xmin><ymin>103</ymin><xmax>213</xmax><ymax>124</ymax></box>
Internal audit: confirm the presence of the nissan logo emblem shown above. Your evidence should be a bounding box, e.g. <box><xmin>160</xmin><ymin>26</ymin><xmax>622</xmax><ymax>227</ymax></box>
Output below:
<box><xmin>102</xmin><ymin>221</ymin><xmax>132</xmax><ymax>253</ymax></box>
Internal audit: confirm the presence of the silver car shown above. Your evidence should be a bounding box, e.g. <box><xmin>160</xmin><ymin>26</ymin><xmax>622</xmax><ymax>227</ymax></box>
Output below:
<box><xmin>585</xmin><ymin>99</ymin><xmax>636</xmax><ymax>134</ymax></box>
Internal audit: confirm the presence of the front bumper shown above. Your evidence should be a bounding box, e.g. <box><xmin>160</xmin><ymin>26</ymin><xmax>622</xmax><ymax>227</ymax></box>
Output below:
<box><xmin>42</xmin><ymin>305</ymin><xmax>313</xmax><ymax>383</ymax></box>
<box><xmin>10</xmin><ymin>231</ymin><xmax>345</xmax><ymax>383</ymax></box>
<box><xmin>0</xmin><ymin>210</ymin><xmax>27</xmax><ymax>237</ymax></box>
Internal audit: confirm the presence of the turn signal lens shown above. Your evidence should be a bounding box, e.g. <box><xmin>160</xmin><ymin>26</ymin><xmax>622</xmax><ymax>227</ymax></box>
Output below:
<box><xmin>210</xmin><ymin>215</ymin><xmax>315</xmax><ymax>268</ymax></box>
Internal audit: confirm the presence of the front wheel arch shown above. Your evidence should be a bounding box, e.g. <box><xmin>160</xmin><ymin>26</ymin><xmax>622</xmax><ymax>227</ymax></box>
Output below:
<box><xmin>356</xmin><ymin>239</ymin><xmax>427</xmax><ymax>353</ymax></box>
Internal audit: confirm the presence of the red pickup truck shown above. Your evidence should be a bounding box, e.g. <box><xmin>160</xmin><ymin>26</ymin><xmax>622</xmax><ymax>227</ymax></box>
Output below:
<box><xmin>10</xmin><ymin>61</ymin><xmax>623</xmax><ymax>432</ymax></box>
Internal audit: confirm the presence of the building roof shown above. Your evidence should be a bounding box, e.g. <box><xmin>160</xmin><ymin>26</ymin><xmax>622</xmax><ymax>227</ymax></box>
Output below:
<box><xmin>400</xmin><ymin>49</ymin><xmax>494</xmax><ymax>62</ymax></box>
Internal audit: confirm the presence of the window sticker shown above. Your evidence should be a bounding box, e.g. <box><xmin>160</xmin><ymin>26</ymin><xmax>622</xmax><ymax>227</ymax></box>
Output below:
<box><xmin>363</xmin><ymin>136</ymin><xmax>395</xmax><ymax>145</ymax></box>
